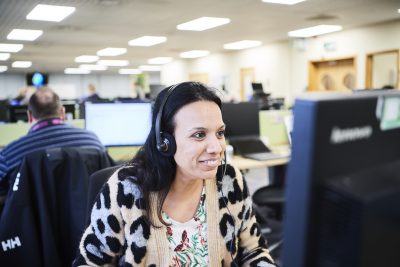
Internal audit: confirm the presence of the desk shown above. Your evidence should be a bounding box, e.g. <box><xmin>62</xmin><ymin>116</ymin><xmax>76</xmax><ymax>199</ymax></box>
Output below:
<box><xmin>232</xmin><ymin>156</ymin><xmax>289</xmax><ymax>170</ymax></box>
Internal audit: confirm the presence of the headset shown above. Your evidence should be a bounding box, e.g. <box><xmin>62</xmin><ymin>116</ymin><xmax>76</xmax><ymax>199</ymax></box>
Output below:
<box><xmin>155</xmin><ymin>83</ymin><xmax>181</xmax><ymax>156</ymax></box>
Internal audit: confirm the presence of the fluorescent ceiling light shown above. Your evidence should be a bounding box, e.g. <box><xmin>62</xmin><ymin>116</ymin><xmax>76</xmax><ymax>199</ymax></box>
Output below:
<box><xmin>12</xmin><ymin>61</ymin><xmax>32</xmax><ymax>68</ymax></box>
<box><xmin>0</xmin><ymin>66</ymin><xmax>7</xmax><ymax>72</ymax></box>
<box><xmin>398</xmin><ymin>8</ymin><xmax>400</xmax><ymax>13</ymax></box>
<box><xmin>179</xmin><ymin>50</ymin><xmax>210</xmax><ymax>59</ymax></box>
<box><xmin>139</xmin><ymin>65</ymin><xmax>162</xmax><ymax>72</ymax></box>
<box><xmin>75</xmin><ymin>55</ymin><xmax>99</xmax><ymax>63</ymax></box>
<box><xmin>288</xmin><ymin>24</ymin><xmax>343</xmax><ymax>38</ymax></box>
<box><xmin>7</xmin><ymin>29</ymin><xmax>43</xmax><ymax>41</ymax></box>
<box><xmin>98</xmin><ymin>60</ymin><xmax>129</xmax><ymax>66</ymax></box>
<box><xmin>97</xmin><ymin>47</ymin><xmax>127</xmax><ymax>56</ymax></box>
<box><xmin>223</xmin><ymin>40</ymin><xmax>262</xmax><ymax>50</ymax></box>
<box><xmin>0</xmin><ymin>53</ymin><xmax>10</xmax><ymax>61</ymax></box>
<box><xmin>128</xmin><ymin>36</ymin><xmax>167</xmax><ymax>47</ymax></box>
<box><xmin>119</xmin><ymin>68</ymin><xmax>142</xmax><ymax>75</ymax></box>
<box><xmin>79</xmin><ymin>64</ymin><xmax>107</xmax><ymax>71</ymax></box>
<box><xmin>26</xmin><ymin>4</ymin><xmax>75</xmax><ymax>22</ymax></box>
<box><xmin>177</xmin><ymin>17</ymin><xmax>230</xmax><ymax>31</ymax></box>
<box><xmin>147</xmin><ymin>57</ymin><xmax>173</xmax><ymax>65</ymax></box>
<box><xmin>262</xmin><ymin>0</ymin><xmax>306</xmax><ymax>5</ymax></box>
<box><xmin>0</xmin><ymin>43</ymin><xmax>23</xmax><ymax>53</ymax></box>
<box><xmin>65</xmin><ymin>68</ymin><xmax>91</xmax><ymax>74</ymax></box>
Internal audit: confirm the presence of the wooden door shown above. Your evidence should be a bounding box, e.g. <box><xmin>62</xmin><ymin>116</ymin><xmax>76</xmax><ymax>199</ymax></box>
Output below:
<box><xmin>189</xmin><ymin>73</ymin><xmax>209</xmax><ymax>85</ymax></box>
<box><xmin>240</xmin><ymin>68</ymin><xmax>255</xmax><ymax>101</ymax></box>
<box><xmin>309</xmin><ymin>57</ymin><xmax>356</xmax><ymax>91</ymax></box>
<box><xmin>366</xmin><ymin>50</ymin><xmax>399</xmax><ymax>89</ymax></box>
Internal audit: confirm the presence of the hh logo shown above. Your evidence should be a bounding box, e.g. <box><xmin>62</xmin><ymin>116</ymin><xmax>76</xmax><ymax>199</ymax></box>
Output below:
<box><xmin>2</xmin><ymin>236</ymin><xmax>21</xmax><ymax>251</ymax></box>
<box><xmin>12</xmin><ymin>172</ymin><xmax>20</xmax><ymax>191</ymax></box>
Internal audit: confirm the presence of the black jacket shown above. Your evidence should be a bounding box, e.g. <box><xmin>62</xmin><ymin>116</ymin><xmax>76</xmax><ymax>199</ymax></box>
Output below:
<box><xmin>0</xmin><ymin>147</ymin><xmax>114</xmax><ymax>267</ymax></box>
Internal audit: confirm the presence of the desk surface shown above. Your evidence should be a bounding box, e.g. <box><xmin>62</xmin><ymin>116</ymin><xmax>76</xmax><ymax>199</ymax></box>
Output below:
<box><xmin>232</xmin><ymin>155</ymin><xmax>289</xmax><ymax>170</ymax></box>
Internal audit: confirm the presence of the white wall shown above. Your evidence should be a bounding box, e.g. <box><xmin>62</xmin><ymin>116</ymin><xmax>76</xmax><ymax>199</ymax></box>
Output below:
<box><xmin>161</xmin><ymin>20</ymin><xmax>400</xmax><ymax>105</ymax></box>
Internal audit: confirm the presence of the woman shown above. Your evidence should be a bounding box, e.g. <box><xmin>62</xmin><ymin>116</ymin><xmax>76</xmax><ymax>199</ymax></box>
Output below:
<box><xmin>74</xmin><ymin>82</ymin><xmax>275</xmax><ymax>266</ymax></box>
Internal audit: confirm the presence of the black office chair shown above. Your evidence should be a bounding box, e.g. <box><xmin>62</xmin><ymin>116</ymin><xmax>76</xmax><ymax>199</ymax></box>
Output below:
<box><xmin>0</xmin><ymin>147</ymin><xmax>114</xmax><ymax>267</ymax></box>
<box><xmin>86</xmin><ymin>165</ymin><xmax>121</xmax><ymax>220</ymax></box>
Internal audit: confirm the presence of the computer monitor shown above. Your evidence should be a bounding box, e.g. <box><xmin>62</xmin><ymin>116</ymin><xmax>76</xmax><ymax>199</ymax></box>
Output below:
<box><xmin>149</xmin><ymin>84</ymin><xmax>165</xmax><ymax>100</ymax></box>
<box><xmin>62</xmin><ymin>101</ymin><xmax>77</xmax><ymax>120</ymax></box>
<box><xmin>251</xmin><ymin>82</ymin><xmax>264</xmax><ymax>94</ymax></box>
<box><xmin>84</xmin><ymin>102</ymin><xmax>152</xmax><ymax>146</ymax></box>
<box><xmin>221</xmin><ymin>102</ymin><xmax>260</xmax><ymax>138</ymax></box>
<box><xmin>8</xmin><ymin>105</ymin><xmax>28</xmax><ymax>122</ymax></box>
<box><xmin>26</xmin><ymin>72</ymin><xmax>48</xmax><ymax>87</ymax></box>
<box><xmin>283</xmin><ymin>91</ymin><xmax>400</xmax><ymax>267</ymax></box>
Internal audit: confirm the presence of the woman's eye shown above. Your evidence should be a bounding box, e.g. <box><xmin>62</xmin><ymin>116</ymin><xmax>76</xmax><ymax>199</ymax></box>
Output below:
<box><xmin>217</xmin><ymin>130</ymin><xmax>225</xmax><ymax>138</ymax></box>
<box><xmin>192</xmin><ymin>132</ymin><xmax>206</xmax><ymax>139</ymax></box>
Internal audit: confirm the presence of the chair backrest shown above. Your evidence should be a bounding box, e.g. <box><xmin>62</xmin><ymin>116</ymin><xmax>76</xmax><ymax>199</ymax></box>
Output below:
<box><xmin>0</xmin><ymin>147</ymin><xmax>114</xmax><ymax>267</ymax></box>
<box><xmin>86</xmin><ymin>165</ymin><xmax>121</xmax><ymax>221</ymax></box>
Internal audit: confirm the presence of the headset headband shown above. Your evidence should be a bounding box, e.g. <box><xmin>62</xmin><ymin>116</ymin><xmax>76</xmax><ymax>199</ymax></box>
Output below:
<box><xmin>155</xmin><ymin>83</ymin><xmax>181</xmax><ymax>150</ymax></box>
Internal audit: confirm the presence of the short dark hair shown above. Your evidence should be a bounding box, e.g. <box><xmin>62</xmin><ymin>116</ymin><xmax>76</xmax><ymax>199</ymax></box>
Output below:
<box><xmin>122</xmin><ymin>81</ymin><xmax>222</xmax><ymax>226</ymax></box>
<box><xmin>28</xmin><ymin>88</ymin><xmax>62</xmax><ymax>119</ymax></box>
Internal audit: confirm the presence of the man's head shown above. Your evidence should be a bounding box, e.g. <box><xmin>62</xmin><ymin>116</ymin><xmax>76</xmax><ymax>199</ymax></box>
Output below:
<box><xmin>27</xmin><ymin>87</ymin><xmax>65</xmax><ymax>123</ymax></box>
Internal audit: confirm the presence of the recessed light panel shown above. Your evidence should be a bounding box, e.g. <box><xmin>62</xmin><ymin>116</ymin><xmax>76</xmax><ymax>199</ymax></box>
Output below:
<box><xmin>0</xmin><ymin>53</ymin><xmax>10</xmax><ymax>61</ymax></box>
<box><xmin>223</xmin><ymin>40</ymin><xmax>262</xmax><ymax>50</ymax></box>
<box><xmin>97</xmin><ymin>47</ymin><xmax>127</xmax><ymax>56</ymax></box>
<box><xmin>128</xmin><ymin>36</ymin><xmax>167</xmax><ymax>47</ymax></box>
<box><xmin>65</xmin><ymin>68</ymin><xmax>90</xmax><ymax>74</ymax></box>
<box><xmin>179</xmin><ymin>50</ymin><xmax>210</xmax><ymax>58</ymax></box>
<box><xmin>26</xmin><ymin>4</ymin><xmax>76</xmax><ymax>22</ymax></box>
<box><xmin>177</xmin><ymin>17</ymin><xmax>230</xmax><ymax>31</ymax></box>
<box><xmin>79</xmin><ymin>64</ymin><xmax>108</xmax><ymax>71</ymax></box>
<box><xmin>288</xmin><ymin>25</ymin><xmax>342</xmax><ymax>38</ymax></box>
<box><xmin>119</xmin><ymin>69</ymin><xmax>142</xmax><ymax>75</ymax></box>
<box><xmin>0</xmin><ymin>43</ymin><xmax>23</xmax><ymax>53</ymax></box>
<box><xmin>12</xmin><ymin>61</ymin><xmax>32</xmax><ymax>68</ymax></box>
<box><xmin>75</xmin><ymin>55</ymin><xmax>99</xmax><ymax>63</ymax></box>
<box><xmin>262</xmin><ymin>0</ymin><xmax>306</xmax><ymax>5</ymax></box>
<box><xmin>0</xmin><ymin>66</ymin><xmax>8</xmax><ymax>72</ymax></box>
<box><xmin>147</xmin><ymin>57</ymin><xmax>172</xmax><ymax>64</ymax></box>
<box><xmin>98</xmin><ymin>60</ymin><xmax>129</xmax><ymax>66</ymax></box>
<box><xmin>7</xmin><ymin>29</ymin><xmax>43</xmax><ymax>41</ymax></box>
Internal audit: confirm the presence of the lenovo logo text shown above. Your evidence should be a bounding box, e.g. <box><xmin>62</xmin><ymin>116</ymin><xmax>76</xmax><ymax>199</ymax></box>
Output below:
<box><xmin>330</xmin><ymin>126</ymin><xmax>373</xmax><ymax>144</ymax></box>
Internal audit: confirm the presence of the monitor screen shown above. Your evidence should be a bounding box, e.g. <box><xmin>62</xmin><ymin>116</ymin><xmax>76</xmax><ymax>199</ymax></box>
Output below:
<box><xmin>26</xmin><ymin>72</ymin><xmax>48</xmax><ymax>87</ymax></box>
<box><xmin>8</xmin><ymin>105</ymin><xmax>28</xmax><ymax>122</ymax></box>
<box><xmin>62</xmin><ymin>101</ymin><xmax>77</xmax><ymax>120</ymax></box>
<box><xmin>84</xmin><ymin>102</ymin><xmax>152</xmax><ymax>146</ymax></box>
<box><xmin>283</xmin><ymin>91</ymin><xmax>400</xmax><ymax>267</ymax></box>
<box><xmin>149</xmin><ymin>84</ymin><xmax>165</xmax><ymax>100</ymax></box>
<box><xmin>221</xmin><ymin>102</ymin><xmax>259</xmax><ymax>138</ymax></box>
<box><xmin>251</xmin><ymin>82</ymin><xmax>264</xmax><ymax>93</ymax></box>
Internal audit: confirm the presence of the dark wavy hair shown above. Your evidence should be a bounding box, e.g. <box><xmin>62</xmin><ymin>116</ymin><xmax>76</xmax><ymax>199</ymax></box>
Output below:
<box><xmin>125</xmin><ymin>81</ymin><xmax>222</xmax><ymax>226</ymax></box>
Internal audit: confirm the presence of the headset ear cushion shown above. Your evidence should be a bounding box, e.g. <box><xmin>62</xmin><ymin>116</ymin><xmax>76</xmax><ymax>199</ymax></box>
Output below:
<box><xmin>159</xmin><ymin>132</ymin><xmax>176</xmax><ymax>157</ymax></box>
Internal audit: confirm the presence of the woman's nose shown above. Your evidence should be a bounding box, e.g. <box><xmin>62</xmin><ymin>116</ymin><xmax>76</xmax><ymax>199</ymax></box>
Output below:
<box><xmin>207</xmin><ymin>136</ymin><xmax>224</xmax><ymax>154</ymax></box>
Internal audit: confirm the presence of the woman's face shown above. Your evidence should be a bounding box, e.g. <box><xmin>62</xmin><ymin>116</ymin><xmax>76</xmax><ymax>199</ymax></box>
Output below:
<box><xmin>173</xmin><ymin>100</ymin><xmax>226</xmax><ymax>182</ymax></box>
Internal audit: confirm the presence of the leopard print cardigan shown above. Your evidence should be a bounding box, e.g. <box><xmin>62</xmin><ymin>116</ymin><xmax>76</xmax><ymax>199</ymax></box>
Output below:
<box><xmin>73</xmin><ymin>164</ymin><xmax>275</xmax><ymax>266</ymax></box>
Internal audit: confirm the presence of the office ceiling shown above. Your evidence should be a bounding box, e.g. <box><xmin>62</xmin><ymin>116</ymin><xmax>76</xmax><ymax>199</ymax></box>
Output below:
<box><xmin>0</xmin><ymin>0</ymin><xmax>399</xmax><ymax>74</ymax></box>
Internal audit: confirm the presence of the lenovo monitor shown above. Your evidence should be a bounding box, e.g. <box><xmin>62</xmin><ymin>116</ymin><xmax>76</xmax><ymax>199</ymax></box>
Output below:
<box><xmin>283</xmin><ymin>91</ymin><xmax>400</xmax><ymax>267</ymax></box>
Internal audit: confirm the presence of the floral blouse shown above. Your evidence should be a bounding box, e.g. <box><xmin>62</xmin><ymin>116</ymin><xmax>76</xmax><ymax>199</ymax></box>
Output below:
<box><xmin>162</xmin><ymin>187</ymin><xmax>208</xmax><ymax>267</ymax></box>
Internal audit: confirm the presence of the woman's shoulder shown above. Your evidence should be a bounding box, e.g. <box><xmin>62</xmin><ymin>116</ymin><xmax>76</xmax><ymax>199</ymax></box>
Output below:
<box><xmin>217</xmin><ymin>163</ymin><xmax>243</xmax><ymax>183</ymax></box>
<box><xmin>217</xmin><ymin>163</ymin><xmax>247</xmax><ymax>191</ymax></box>
<box><xmin>106</xmin><ymin>165</ymin><xmax>143</xmax><ymax>200</ymax></box>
